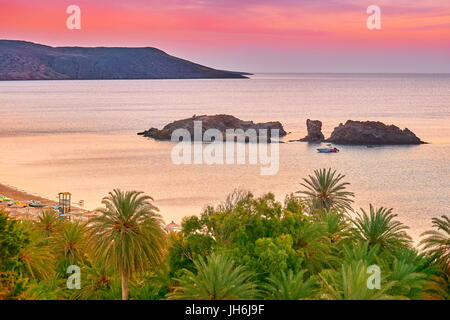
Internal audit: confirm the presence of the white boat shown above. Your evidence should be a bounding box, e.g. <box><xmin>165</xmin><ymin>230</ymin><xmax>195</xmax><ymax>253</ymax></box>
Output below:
<box><xmin>317</xmin><ymin>144</ymin><xmax>340</xmax><ymax>153</ymax></box>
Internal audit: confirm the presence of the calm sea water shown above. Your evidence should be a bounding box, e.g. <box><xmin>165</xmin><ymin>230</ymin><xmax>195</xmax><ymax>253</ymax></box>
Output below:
<box><xmin>0</xmin><ymin>74</ymin><xmax>449</xmax><ymax>240</ymax></box>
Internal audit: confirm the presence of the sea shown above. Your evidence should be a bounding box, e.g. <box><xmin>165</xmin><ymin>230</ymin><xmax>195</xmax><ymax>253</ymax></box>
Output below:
<box><xmin>1</xmin><ymin>73</ymin><xmax>449</xmax><ymax>240</ymax></box>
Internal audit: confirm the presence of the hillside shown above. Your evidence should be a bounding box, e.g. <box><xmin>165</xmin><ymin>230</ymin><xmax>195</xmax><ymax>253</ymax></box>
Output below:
<box><xmin>0</xmin><ymin>40</ymin><xmax>249</xmax><ymax>80</ymax></box>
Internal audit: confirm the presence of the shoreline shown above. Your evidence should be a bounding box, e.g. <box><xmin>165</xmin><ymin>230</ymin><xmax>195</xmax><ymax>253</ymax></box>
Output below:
<box><xmin>0</xmin><ymin>182</ymin><xmax>93</xmax><ymax>218</ymax></box>
<box><xmin>0</xmin><ymin>182</ymin><xmax>58</xmax><ymax>206</ymax></box>
<box><xmin>0</xmin><ymin>183</ymin><xmax>179</xmax><ymax>230</ymax></box>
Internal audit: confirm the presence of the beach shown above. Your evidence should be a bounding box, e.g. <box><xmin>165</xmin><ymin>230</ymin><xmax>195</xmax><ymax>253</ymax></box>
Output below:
<box><xmin>0</xmin><ymin>182</ymin><xmax>57</xmax><ymax>204</ymax></box>
<box><xmin>0</xmin><ymin>182</ymin><xmax>93</xmax><ymax>221</ymax></box>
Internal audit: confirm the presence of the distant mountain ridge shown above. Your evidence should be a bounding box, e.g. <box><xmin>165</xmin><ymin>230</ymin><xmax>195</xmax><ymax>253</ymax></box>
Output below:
<box><xmin>0</xmin><ymin>40</ymin><xmax>249</xmax><ymax>80</ymax></box>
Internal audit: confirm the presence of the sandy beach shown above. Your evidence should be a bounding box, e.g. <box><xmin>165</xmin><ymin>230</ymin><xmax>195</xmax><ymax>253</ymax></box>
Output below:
<box><xmin>0</xmin><ymin>182</ymin><xmax>93</xmax><ymax>220</ymax></box>
<box><xmin>0</xmin><ymin>182</ymin><xmax>57</xmax><ymax>205</ymax></box>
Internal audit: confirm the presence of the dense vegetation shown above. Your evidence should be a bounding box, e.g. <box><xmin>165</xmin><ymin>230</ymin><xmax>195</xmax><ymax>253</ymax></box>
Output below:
<box><xmin>0</xmin><ymin>169</ymin><xmax>449</xmax><ymax>300</ymax></box>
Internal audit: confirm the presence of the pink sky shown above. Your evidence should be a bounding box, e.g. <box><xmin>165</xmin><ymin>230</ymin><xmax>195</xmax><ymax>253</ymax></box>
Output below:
<box><xmin>0</xmin><ymin>0</ymin><xmax>449</xmax><ymax>72</ymax></box>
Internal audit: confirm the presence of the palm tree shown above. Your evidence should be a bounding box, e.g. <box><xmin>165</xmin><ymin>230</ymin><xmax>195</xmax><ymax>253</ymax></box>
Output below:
<box><xmin>297</xmin><ymin>168</ymin><xmax>355</xmax><ymax>212</ymax></box>
<box><xmin>387</xmin><ymin>255</ymin><xmax>433</xmax><ymax>300</ymax></box>
<box><xmin>316</xmin><ymin>211</ymin><xmax>351</xmax><ymax>245</ymax></box>
<box><xmin>341</xmin><ymin>242</ymin><xmax>381</xmax><ymax>266</ymax></box>
<box><xmin>17</xmin><ymin>221</ymin><xmax>55</xmax><ymax>280</ymax></box>
<box><xmin>264</xmin><ymin>269</ymin><xmax>318</xmax><ymax>300</ymax></box>
<box><xmin>88</xmin><ymin>189</ymin><xmax>166</xmax><ymax>300</ymax></box>
<box><xmin>319</xmin><ymin>260</ymin><xmax>400</xmax><ymax>300</ymax></box>
<box><xmin>351</xmin><ymin>205</ymin><xmax>412</xmax><ymax>251</ymax></box>
<box><xmin>168</xmin><ymin>253</ymin><xmax>258</xmax><ymax>300</ymax></box>
<box><xmin>50</xmin><ymin>221</ymin><xmax>87</xmax><ymax>273</ymax></box>
<box><xmin>70</xmin><ymin>262</ymin><xmax>119</xmax><ymax>300</ymax></box>
<box><xmin>291</xmin><ymin>219</ymin><xmax>332</xmax><ymax>273</ymax></box>
<box><xmin>35</xmin><ymin>209</ymin><xmax>61</xmax><ymax>236</ymax></box>
<box><xmin>420</xmin><ymin>215</ymin><xmax>450</xmax><ymax>275</ymax></box>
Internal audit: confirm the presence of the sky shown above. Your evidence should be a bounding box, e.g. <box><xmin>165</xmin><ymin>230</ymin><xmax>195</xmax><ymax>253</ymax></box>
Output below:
<box><xmin>0</xmin><ymin>0</ymin><xmax>449</xmax><ymax>73</ymax></box>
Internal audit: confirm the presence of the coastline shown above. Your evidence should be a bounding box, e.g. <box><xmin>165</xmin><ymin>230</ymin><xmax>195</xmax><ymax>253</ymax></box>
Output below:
<box><xmin>0</xmin><ymin>183</ymin><xmax>180</xmax><ymax>229</ymax></box>
<box><xmin>0</xmin><ymin>182</ymin><xmax>57</xmax><ymax>205</ymax></box>
<box><xmin>0</xmin><ymin>182</ymin><xmax>93</xmax><ymax>219</ymax></box>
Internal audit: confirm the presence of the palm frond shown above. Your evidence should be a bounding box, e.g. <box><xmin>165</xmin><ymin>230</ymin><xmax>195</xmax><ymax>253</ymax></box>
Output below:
<box><xmin>297</xmin><ymin>168</ymin><xmax>355</xmax><ymax>213</ymax></box>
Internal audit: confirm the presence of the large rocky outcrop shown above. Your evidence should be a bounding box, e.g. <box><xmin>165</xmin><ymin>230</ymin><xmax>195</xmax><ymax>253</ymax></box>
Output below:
<box><xmin>0</xmin><ymin>40</ymin><xmax>249</xmax><ymax>80</ymax></box>
<box><xmin>326</xmin><ymin>120</ymin><xmax>425</xmax><ymax>145</ymax></box>
<box><xmin>138</xmin><ymin>114</ymin><xmax>287</xmax><ymax>142</ymax></box>
<box><xmin>299</xmin><ymin>119</ymin><xmax>325</xmax><ymax>142</ymax></box>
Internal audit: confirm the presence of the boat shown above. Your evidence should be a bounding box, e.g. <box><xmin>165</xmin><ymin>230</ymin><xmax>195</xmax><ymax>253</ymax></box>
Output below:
<box><xmin>10</xmin><ymin>201</ymin><xmax>28</xmax><ymax>207</ymax></box>
<box><xmin>29</xmin><ymin>200</ymin><xmax>45</xmax><ymax>208</ymax></box>
<box><xmin>317</xmin><ymin>148</ymin><xmax>339</xmax><ymax>153</ymax></box>
<box><xmin>317</xmin><ymin>144</ymin><xmax>340</xmax><ymax>153</ymax></box>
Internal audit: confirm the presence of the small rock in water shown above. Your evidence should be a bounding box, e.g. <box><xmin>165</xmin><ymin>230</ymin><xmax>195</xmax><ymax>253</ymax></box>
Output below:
<box><xmin>299</xmin><ymin>119</ymin><xmax>325</xmax><ymax>142</ymax></box>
